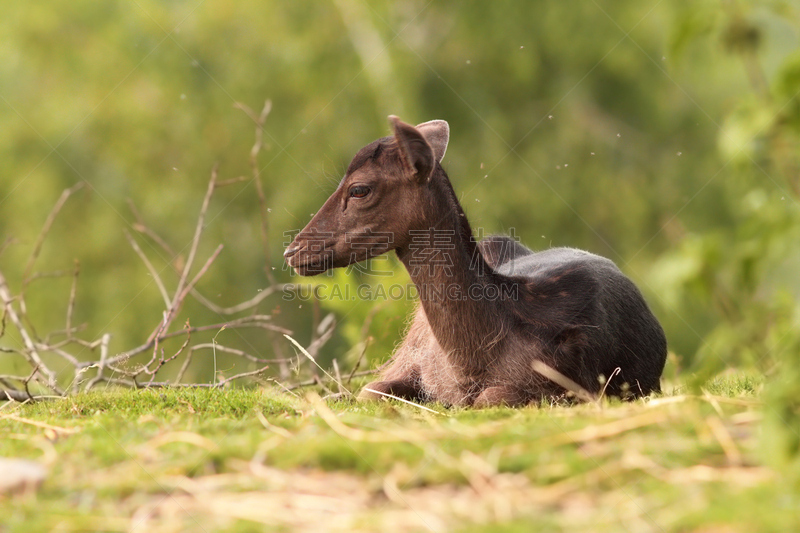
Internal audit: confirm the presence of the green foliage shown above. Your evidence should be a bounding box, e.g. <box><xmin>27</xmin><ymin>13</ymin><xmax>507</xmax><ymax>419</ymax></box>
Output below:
<box><xmin>660</xmin><ymin>1</ymin><xmax>800</xmax><ymax>484</ymax></box>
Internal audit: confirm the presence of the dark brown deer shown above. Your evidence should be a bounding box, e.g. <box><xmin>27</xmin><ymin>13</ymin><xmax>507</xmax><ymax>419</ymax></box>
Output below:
<box><xmin>284</xmin><ymin>116</ymin><xmax>667</xmax><ymax>407</ymax></box>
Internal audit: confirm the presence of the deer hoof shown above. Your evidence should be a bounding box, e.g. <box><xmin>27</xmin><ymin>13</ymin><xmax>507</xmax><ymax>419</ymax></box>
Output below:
<box><xmin>357</xmin><ymin>381</ymin><xmax>388</xmax><ymax>402</ymax></box>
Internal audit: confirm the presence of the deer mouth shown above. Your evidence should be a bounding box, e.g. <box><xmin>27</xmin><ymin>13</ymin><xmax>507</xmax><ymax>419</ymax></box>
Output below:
<box><xmin>291</xmin><ymin>259</ymin><xmax>332</xmax><ymax>276</ymax></box>
<box><xmin>284</xmin><ymin>243</ymin><xmax>334</xmax><ymax>276</ymax></box>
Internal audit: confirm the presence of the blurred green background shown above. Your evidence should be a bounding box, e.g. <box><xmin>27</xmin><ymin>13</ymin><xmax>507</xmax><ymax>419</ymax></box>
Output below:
<box><xmin>1</xmin><ymin>1</ymin><xmax>799</xmax><ymax>393</ymax></box>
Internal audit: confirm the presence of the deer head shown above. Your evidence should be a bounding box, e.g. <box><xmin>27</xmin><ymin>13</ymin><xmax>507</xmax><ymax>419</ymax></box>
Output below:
<box><xmin>284</xmin><ymin>116</ymin><xmax>450</xmax><ymax>276</ymax></box>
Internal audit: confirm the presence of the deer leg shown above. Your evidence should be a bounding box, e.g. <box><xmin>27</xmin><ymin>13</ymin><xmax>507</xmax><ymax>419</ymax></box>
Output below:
<box><xmin>358</xmin><ymin>377</ymin><xmax>426</xmax><ymax>402</ymax></box>
<box><xmin>472</xmin><ymin>385</ymin><xmax>528</xmax><ymax>408</ymax></box>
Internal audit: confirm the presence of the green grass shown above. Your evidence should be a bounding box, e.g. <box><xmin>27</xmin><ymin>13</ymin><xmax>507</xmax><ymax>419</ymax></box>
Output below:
<box><xmin>1</xmin><ymin>375</ymin><xmax>798</xmax><ymax>532</ymax></box>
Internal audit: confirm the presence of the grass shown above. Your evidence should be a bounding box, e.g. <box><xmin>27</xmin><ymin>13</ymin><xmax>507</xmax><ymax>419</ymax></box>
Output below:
<box><xmin>1</xmin><ymin>374</ymin><xmax>798</xmax><ymax>532</ymax></box>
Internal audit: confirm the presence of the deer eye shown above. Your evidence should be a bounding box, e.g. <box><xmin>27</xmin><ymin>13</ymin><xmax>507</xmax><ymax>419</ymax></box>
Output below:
<box><xmin>349</xmin><ymin>185</ymin><xmax>371</xmax><ymax>198</ymax></box>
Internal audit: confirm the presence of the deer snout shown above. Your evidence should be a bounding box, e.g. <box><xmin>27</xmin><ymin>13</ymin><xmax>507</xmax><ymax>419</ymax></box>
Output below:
<box><xmin>283</xmin><ymin>243</ymin><xmax>300</xmax><ymax>260</ymax></box>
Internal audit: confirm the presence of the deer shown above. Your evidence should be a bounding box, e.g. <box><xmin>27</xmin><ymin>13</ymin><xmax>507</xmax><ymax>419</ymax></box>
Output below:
<box><xmin>284</xmin><ymin>116</ymin><xmax>667</xmax><ymax>407</ymax></box>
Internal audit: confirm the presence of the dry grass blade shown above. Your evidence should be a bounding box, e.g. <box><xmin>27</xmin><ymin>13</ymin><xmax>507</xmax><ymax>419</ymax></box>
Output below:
<box><xmin>144</xmin><ymin>431</ymin><xmax>219</xmax><ymax>452</ymax></box>
<box><xmin>551</xmin><ymin>410</ymin><xmax>669</xmax><ymax>445</ymax></box>
<box><xmin>1</xmin><ymin>413</ymin><xmax>80</xmax><ymax>434</ymax></box>
<box><xmin>361</xmin><ymin>388</ymin><xmax>445</xmax><ymax>416</ymax></box>
<box><xmin>531</xmin><ymin>360</ymin><xmax>596</xmax><ymax>403</ymax></box>
<box><xmin>284</xmin><ymin>334</ymin><xmax>352</xmax><ymax>397</ymax></box>
<box><xmin>705</xmin><ymin>415</ymin><xmax>743</xmax><ymax>466</ymax></box>
<box><xmin>305</xmin><ymin>393</ymin><xmax>427</xmax><ymax>443</ymax></box>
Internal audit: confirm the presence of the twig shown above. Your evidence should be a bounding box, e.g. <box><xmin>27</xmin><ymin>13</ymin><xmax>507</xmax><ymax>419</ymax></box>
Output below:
<box><xmin>22</xmin><ymin>182</ymin><xmax>84</xmax><ymax>287</ymax></box>
<box><xmin>23</xmin><ymin>365</ymin><xmax>39</xmax><ymax>401</ymax></box>
<box><xmin>216</xmin><ymin>364</ymin><xmax>271</xmax><ymax>388</ymax></box>
<box><xmin>0</xmin><ymin>269</ymin><xmax>59</xmax><ymax>393</ymax></box>
<box><xmin>128</xmin><ymin>199</ymin><xmax>177</xmax><ymax>259</ymax></box>
<box><xmin>146</xmin><ymin>321</ymin><xmax>192</xmax><ymax>383</ymax></box>
<box><xmin>0</xmin><ymin>302</ymin><xmax>7</xmax><ymax>339</ymax></box>
<box><xmin>83</xmin><ymin>333</ymin><xmax>111</xmax><ymax>391</ymax></box>
<box><xmin>235</xmin><ymin>100</ymin><xmax>275</xmax><ymax>283</ymax></box>
<box><xmin>124</xmin><ymin>230</ymin><xmax>171</xmax><ymax>309</ymax></box>
<box><xmin>65</xmin><ymin>260</ymin><xmax>80</xmax><ymax>339</ymax></box>
<box><xmin>0</xmin><ymin>389</ymin><xmax>36</xmax><ymax>402</ymax></box>
<box><xmin>188</xmin><ymin>343</ymin><xmax>288</xmax><ymax>364</ymax></box>
<box><xmin>347</xmin><ymin>336</ymin><xmax>371</xmax><ymax>385</ymax></box>
<box><xmin>158</xmin><ymin>165</ymin><xmax>218</xmax><ymax>340</ymax></box>
<box><xmin>92</xmin><ymin>315</ymin><xmax>288</xmax><ymax>368</ymax></box>
<box><xmin>189</xmin><ymin>284</ymin><xmax>294</xmax><ymax>315</ymax></box>
<box><xmin>0</xmin><ymin>237</ymin><xmax>15</xmax><ymax>258</ymax></box>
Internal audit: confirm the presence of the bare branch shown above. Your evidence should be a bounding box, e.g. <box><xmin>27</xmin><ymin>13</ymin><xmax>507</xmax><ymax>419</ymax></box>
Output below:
<box><xmin>23</xmin><ymin>182</ymin><xmax>84</xmax><ymax>286</ymax></box>
<box><xmin>66</xmin><ymin>260</ymin><xmax>80</xmax><ymax>338</ymax></box>
<box><xmin>0</xmin><ymin>389</ymin><xmax>33</xmax><ymax>402</ymax></box>
<box><xmin>173</xmin><ymin>166</ymin><xmax>217</xmax><ymax>314</ymax></box>
<box><xmin>189</xmin><ymin>283</ymin><xmax>295</xmax><ymax>315</ymax></box>
<box><xmin>0</xmin><ymin>237</ymin><xmax>16</xmax><ymax>258</ymax></box>
<box><xmin>125</xmin><ymin>230</ymin><xmax>171</xmax><ymax>309</ymax></box>
<box><xmin>0</xmin><ymin>269</ymin><xmax>59</xmax><ymax>393</ymax></box>
<box><xmin>92</xmin><ymin>315</ymin><xmax>289</xmax><ymax>368</ymax></box>
<box><xmin>128</xmin><ymin>199</ymin><xmax>178</xmax><ymax>259</ymax></box>
<box><xmin>236</xmin><ymin>99</ymin><xmax>275</xmax><ymax>283</ymax></box>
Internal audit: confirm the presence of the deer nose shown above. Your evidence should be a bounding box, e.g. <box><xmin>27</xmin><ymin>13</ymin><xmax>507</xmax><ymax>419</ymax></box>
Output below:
<box><xmin>284</xmin><ymin>244</ymin><xmax>300</xmax><ymax>259</ymax></box>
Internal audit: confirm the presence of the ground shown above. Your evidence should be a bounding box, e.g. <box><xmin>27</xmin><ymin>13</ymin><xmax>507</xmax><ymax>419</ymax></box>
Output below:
<box><xmin>1</xmin><ymin>373</ymin><xmax>797</xmax><ymax>532</ymax></box>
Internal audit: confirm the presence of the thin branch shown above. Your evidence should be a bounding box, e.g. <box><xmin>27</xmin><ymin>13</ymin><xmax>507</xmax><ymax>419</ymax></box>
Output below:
<box><xmin>23</xmin><ymin>182</ymin><xmax>84</xmax><ymax>286</ymax></box>
<box><xmin>0</xmin><ymin>237</ymin><xmax>16</xmax><ymax>258</ymax></box>
<box><xmin>347</xmin><ymin>336</ymin><xmax>372</xmax><ymax>385</ymax></box>
<box><xmin>235</xmin><ymin>100</ymin><xmax>275</xmax><ymax>283</ymax></box>
<box><xmin>22</xmin><ymin>364</ymin><xmax>39</xmax><ymax>401</ymax></box>
<box><xmin>128</xmin><ymin>199</ymin><xmax>177</xmax><ymax>258</ymax></box>
<box><xmin>88</xmin><ymin>315</ymin><xmax>289</xmax><ymax>368</ymax></box>
<box><xmin>216</xmin><ymin>364</ymin><xmax>271</xmax><ymax>388</ymax></box>
<box><xmin>187</xmin><ymin>343</ymin><xmax>290</xmax><ymax>364</ymax></box>
<box><xmin>65</xmin><ymin>260</ymin><xmax>80</xmax><ymax>338</ymax></box>
<box><xmin>124</xmin><ymin>230</ymin><xmax>171</xmax><ymax>309</ymax></box>
<box><xmin>0</xmin><ymin>269</ymin><xmax>59</xmax><ymax>393</ymax></box>
<box><xmin>0</xmin><ymin>389</ymin><xmax>35</xmax><ymax>402</ymax></box>
<box><xmin>146</xmin><ymin>321</ymin><xmax>191</xmax><ymax>383</ymax></box>
<box><xmin>189</xmin><ymin>283</ymin><xmax>295</xmax><ymax>315</ymax></box>
<box><xmin>172</xmin><ymin>166</ymin><xmax>217</xmax><ymax>316</ymax></box>
<box><xmin>83</xmin><ymin>334</ymin><xmax>110</xmax><ymax>391</ymax></box>
<box><xmin>177</xmin><ymin>244</ymin><xmax>224</xmax><ymax>307</ymax></box>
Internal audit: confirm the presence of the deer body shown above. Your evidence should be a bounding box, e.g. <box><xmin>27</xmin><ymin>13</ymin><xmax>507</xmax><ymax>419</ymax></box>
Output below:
<box><xmin>285</xmin><ymin>116</ymin><xmax>667</xmax><ymax>407</ymax></box>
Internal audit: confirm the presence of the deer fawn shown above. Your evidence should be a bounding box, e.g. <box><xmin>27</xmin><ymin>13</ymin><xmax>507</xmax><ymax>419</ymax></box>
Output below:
<box><xmin>284</xmin><ymin>116</ymin><xmax>667</xmax><ymax>407</ymax></box>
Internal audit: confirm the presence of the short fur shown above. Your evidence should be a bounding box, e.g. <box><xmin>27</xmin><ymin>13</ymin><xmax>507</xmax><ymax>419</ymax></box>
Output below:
<box><xmin>285</xmin><ymin>117</ymin><xmax>667</xmax><ymax>407</ymax></box>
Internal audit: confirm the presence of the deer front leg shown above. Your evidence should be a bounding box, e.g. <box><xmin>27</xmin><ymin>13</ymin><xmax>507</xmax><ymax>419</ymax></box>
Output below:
<box><xmin>358</xmin><ymin>351</ymin><xmax>424</xmax><ymax>402</ymax></box>
<box><xmin>360</xmin><ymin>304</ymin><xmax>432</xmax><ymax>403</ymax></box>
<box><xmin>472</xmin><ymin>385</ymin><xmax>528</xmax><ymax>408</ymax></box>
<box><xmin>358</xmin><ymin>377</ymin><xmax>426</xmax><ymax>402</ymax></box>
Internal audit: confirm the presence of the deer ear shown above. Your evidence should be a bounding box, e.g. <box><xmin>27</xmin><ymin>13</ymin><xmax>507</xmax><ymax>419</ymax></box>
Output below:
<box><xmin>415</xmin><ymin>120</ymin><xmax>449</xmax><ymax>163</ymax></box>
<box><xmin>389</xmin><ymin>115</ymin><xmax>434</xmax><ymax>183</ymax></box>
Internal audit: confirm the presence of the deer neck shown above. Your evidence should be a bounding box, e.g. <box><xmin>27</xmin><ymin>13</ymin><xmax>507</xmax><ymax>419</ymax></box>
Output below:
<box><xmin>396</xmin><ymin>171</ymin><xmax>506</xmax><ymax>369</ymax></box>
